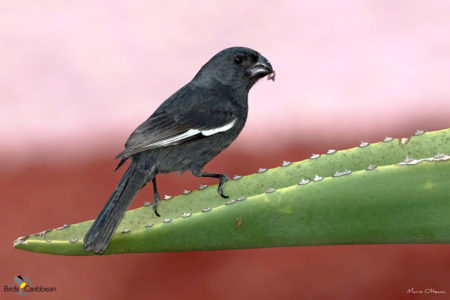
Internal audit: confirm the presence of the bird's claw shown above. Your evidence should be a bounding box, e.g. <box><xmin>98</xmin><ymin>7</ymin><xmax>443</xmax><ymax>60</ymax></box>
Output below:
<box><xmin>153</xmin><ymin>206</ymin><xmax>160</xmax><ymax>217</ymax></box>
<box><xmin>218</xmin><ymin>175</ymin><xmax>230</xmax><ymax>198</ymax></box>
<box><xmin>153</xmin><ymin>194</ymin><xmax>161</xmax><ymax>217</ymax></box>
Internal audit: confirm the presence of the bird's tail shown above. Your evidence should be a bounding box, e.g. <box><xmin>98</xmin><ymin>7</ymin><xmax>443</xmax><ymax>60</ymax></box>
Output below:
<box><xmin>83</xmin><ymin>158</ymin><xmax>156</xmax><ymax>253</ymax></box>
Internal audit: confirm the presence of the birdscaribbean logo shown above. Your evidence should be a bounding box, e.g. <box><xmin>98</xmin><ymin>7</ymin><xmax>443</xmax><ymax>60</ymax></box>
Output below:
<box><xmin>13</xmin><ymin>275</ymin><xmax>30</xmax><ymax>296</ymax></box>
<box><xmin>3</xmin><ymin>275</ymin><xmax>57</xmax><ymax>296</ymax></box>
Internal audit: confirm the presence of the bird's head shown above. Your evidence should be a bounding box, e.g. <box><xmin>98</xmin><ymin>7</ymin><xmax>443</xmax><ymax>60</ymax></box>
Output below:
<box><xmin>193</xmin><ymin>47</ymin><xmax>275</xmax><ymax>91</ymax></box>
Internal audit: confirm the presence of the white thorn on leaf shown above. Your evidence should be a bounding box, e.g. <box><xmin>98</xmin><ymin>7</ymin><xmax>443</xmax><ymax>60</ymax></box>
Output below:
<box><xmin>359</xmin><ymin>141</ymin><xmax>369</xmax><ymax>148</ymax></box>
<box><xmin>310</xmin><ymin>153</ymin><xmax>320</xmax><ymax>159</ymax></box>
<box><xmin>281</xmin><ymin>161</ymin><xmax>292</xmax><ymax>167</ymax></box>
<box><xmin>327</xmin><ymin>149</ymin><xmax>337</xmax><ymax>155</ymax></box>
<box><xmin>414</xmin><ymin>129</ymin><xmax>425</xmax><ymax>136</ymax></box>
<box><xmin>266</xmin><ymin>188</ymin><xmax>276</xmax><ymax>194</ymax></box>
<box><xmin>39</xmin><ymin>229</ymin><xmax>52</xmax><ymax>237</ymax></box>
<box><xmin>434</xmin><ymin>153</ymin><xmax>444</xmax><ymax>159</ymax></box>
<box><xmin>404</xmin><ymin>155</ymin><xmax>414</xmax><ymax>163</ymax></box>
<box><xmin>298</xmin><ymin>178</ymin><xmax>310</xmax><ymax>185</ymax></box>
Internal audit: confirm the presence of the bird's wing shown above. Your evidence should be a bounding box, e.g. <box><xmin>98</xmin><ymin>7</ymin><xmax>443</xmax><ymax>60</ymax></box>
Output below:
<box><xmin>115</xmin><ymin>109</ymin><xmax>237</xmax><ymax>159</ymax></box>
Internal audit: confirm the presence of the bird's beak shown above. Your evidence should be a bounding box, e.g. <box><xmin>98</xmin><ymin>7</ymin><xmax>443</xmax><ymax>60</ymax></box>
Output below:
<box><xmin>248</xmin><ymin>55</ymin><xmax>274</xmax><ymax>79</ymax></box>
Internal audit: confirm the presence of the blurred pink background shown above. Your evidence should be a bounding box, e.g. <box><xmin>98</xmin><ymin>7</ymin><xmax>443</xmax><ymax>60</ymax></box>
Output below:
<box><xmin>1</xmin><ymin>1</ymin><xmax>449</xmax><ymax>299</ymax></box>
<box><xmin>1</xmin><ymin>0</ymin><xmax>449</xmax><ymax>166</ymax></box>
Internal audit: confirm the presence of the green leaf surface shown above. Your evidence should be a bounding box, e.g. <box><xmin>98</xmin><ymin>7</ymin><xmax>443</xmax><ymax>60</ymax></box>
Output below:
<box><xmin>13</xmin><ymin>129</ymin><xmax>450</xmax><ymax>255</ymax></box>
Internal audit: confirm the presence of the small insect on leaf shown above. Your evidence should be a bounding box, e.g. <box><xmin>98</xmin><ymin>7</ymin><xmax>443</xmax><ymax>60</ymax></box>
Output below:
<box><xmin>235</xmin><ymin>217</ymin><xmax>242</xmax><ymax>228</ymax></box>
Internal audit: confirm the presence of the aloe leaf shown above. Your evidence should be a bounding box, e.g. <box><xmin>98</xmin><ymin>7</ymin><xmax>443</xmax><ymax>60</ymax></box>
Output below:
<box><xmin>14</xmin><ymin>148</ymin><xmax>450</xmax><ymax>255</ymax></box>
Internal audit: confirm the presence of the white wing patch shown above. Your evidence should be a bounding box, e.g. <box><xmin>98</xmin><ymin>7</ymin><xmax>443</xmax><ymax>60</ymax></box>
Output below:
<box><xmin>201</xmin><ymin>119</ymin><xmax>236</xmax><ymax>136</ymax></box>
<box><xmin>150</xmin><ymin>129</ymin><xmax>201</xmax><ymax>147</ymax></box>
<box><xmin>146</xmin><ymin>119</ymin><xmax>237</xmax><ymax>148</ymax></box>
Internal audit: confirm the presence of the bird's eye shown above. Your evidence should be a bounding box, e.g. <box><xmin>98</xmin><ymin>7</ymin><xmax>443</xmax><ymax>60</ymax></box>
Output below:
<box><xmin>234</xmin><ymin>56</ymin><xmax>243</xmax><ymax>64</ymax></box>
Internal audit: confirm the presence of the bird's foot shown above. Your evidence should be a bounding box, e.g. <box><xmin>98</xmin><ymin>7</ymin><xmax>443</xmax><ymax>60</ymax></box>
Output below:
<box><xmin>153</xmin><ymin>193</ymin><xmax>161</xmax><ymax>217</ymax></box>
<box><xmin>218</xmin><ymin>175</ymin><xmax>230</xmax><ymax>198</ymax></box>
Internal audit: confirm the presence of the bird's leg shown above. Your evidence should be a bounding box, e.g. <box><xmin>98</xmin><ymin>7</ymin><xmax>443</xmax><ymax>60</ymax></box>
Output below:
<box><xmin>152</xmin><ymin>178</ymin><xmax>161</xmax><ymax>217</ymax></box>
<box><xmin>195</xmin><ymin>172</ymin><xmax>230</xmax><ymax>198</ymax></box>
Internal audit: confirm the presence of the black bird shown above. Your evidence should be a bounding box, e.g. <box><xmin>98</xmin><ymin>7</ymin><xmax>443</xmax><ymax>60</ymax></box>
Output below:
<box><xmin>83</xmin><ymin>47</ymin><xmax>274</xmax><ymax>253</ymax></box>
